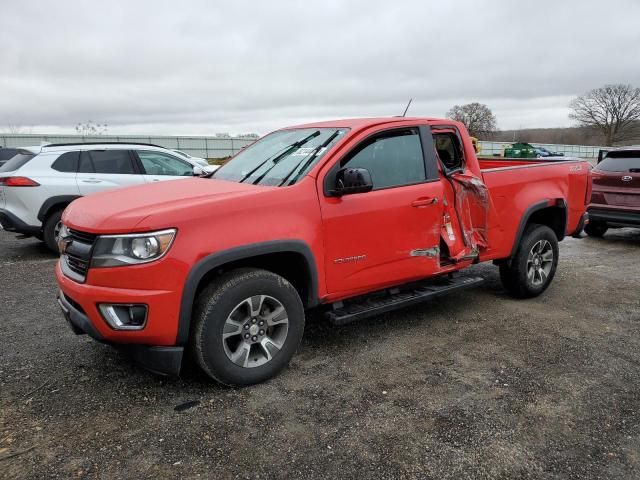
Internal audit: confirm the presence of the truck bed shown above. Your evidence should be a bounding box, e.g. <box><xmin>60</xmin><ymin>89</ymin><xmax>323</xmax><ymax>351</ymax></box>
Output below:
<box><xmin>475</xmin><ymin>156</ymin><xmax>591</xmax><ymax>261</ymax></box>
<box><xmin>478</xmin><ymin>157</ymin><xmax>577</xmax><ymax>171</ymax></box>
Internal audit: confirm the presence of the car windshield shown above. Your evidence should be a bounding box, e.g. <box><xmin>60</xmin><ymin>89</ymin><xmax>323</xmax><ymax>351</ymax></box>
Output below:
<box><xmin>597</xmin><ymin>152</ymin><xmax>640</xmax><ymax>172</ymax></box>
<box><xmin>214</xmin><ymin>128</ymin><xmax>348</xmax><ymax>186</ymax></box>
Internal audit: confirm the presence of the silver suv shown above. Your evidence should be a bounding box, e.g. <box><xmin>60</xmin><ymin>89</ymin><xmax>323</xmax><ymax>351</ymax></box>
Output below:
<box><xmin>0</xmin><ymin>142</ymin><xmax>213</xmax><ymax>252</ymax></box>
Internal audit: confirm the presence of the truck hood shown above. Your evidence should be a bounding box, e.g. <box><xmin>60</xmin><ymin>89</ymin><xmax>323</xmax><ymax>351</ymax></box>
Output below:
<box><xmin>63</xmin><ymin>178</ymin><xmax>267</xmax><ymax>232</ymax></box>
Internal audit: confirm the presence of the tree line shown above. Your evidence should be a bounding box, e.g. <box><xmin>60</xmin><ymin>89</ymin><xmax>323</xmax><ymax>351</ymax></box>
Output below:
<box><xmin>447</xmin><ymin>83</ymin><xmax>640</xmax><ymax>146</ymax></box>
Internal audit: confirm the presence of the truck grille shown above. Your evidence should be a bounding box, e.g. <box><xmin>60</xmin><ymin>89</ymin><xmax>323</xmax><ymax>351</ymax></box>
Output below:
<box><xmin>69</xmin><ymin>228</ymin><xmax>97</xmax><ymax>244</ymax></box>
<box><xmin>62</xmin><ymin>228</ymin><xmax>98</xmax><ymax>283</ymax></box>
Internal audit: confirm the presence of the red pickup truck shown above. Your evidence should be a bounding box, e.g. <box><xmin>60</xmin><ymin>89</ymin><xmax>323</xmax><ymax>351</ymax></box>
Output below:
<box><xmin>55</xmin><ymin>118</ymin><xmax>591</xmax><ymax>385</ymax></box>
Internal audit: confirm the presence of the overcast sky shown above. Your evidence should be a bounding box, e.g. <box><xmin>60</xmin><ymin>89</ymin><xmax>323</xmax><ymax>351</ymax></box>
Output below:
<box><xmin>2</xmin><ymin>0</ymin><xmax>639</xmax><ymax>135</ymax></box>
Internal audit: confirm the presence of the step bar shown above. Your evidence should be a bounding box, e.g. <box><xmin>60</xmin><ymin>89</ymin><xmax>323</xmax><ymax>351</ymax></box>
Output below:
<box><xmin>325</xmin><ymin>275</ymin><xmax>484</xmax><ymax>326</ymax></box>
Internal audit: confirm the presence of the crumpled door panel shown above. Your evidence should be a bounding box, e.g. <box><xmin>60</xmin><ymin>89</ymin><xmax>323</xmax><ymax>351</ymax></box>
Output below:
<box><xmin>447</xmin><ymin>172</ymin><xmax>491</xmax><ymax>261</ymax></box>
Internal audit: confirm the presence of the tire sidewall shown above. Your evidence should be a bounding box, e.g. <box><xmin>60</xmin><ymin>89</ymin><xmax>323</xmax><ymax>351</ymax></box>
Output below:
<box><xmin>196</xmin><ymin>271</ymin><xmax>305</xmax><ymax>386</ymax></box>
<box><xmin>43</xmin><ymin>210</ymin><xmax>63</xmax><ymax>253</ymax></box>
<box><xmin>515</xmin><ymin>225</ymin><xmax>559</xmax><ymax>296</ymax></box>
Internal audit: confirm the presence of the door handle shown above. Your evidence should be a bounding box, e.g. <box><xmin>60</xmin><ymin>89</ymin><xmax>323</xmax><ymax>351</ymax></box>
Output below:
<box><xmin>411</xmin><ymin>197</ymin><xmax>438</xmax><ymax>208</ymax></box>
<box><xmin>81</xmin><ymin>179</ymin><xmax>102</xmax><ymax>184</ymax></box>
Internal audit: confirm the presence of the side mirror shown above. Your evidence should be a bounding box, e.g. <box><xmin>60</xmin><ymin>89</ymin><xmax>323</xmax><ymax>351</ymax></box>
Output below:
<box><xmin>192</xmin><ymin>166</ymin><xmax>204</xmax><ymax>176</ymax></box>
<box><xmin>332</xmin><ymin>167</ymin><xmax>373</xmax><ymax>196</ymax></box>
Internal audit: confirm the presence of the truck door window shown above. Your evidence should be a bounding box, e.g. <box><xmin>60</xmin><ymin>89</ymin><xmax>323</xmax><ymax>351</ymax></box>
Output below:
<box><xmin>341</xmin><ymin>128</ymin><xmax>426</xmax><ymax>190</ymax></box>
<box><xmin>434</xmin><ymin>133</ymin><xmax>464</xmax><ymax>172</ymax></box>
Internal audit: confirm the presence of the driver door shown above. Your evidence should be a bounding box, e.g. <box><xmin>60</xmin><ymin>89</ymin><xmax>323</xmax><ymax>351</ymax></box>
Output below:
<box><xmin>320</xmin><ymin>126</ymin><xmax>444</xmax><ymax>296</ymax></box>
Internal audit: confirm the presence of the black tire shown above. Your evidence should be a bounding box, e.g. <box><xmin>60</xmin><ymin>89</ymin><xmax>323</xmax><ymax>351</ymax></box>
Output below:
<box><xmin>584</xmin><ymin>221</ymin><xmax>608</xmax><ymax>237</ymax></box>
<box><xmin>499</xmin><ymin>224</ymin><xmax>559</xmax><ymax>299</ymax></box>
<box><xmin>43</xmin><ymin>209</ymin><xmax>63</xmax><ymax>253</ymax></box>
<box><xmin>191</xmin><ymin>268</ymin><xmax>305</xmax><ymax>386</ymax></box>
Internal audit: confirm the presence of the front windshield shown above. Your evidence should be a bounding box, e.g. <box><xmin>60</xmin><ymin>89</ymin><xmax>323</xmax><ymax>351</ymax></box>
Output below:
<box><xmin>214</xmin><ymin>128</ymin><xmax>348</xmax><ymax>186</ymax></box>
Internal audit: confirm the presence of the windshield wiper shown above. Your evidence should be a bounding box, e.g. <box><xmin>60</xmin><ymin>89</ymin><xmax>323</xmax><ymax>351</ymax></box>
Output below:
<box><xmin>237</xmin><ymin>130</ymin><xmax>320</xmax><ymax>184</ymax></box>
<box><xmin>278</xmin><ymin>129</ymin><xmax>342</xmax><ymax>186</ymax></box>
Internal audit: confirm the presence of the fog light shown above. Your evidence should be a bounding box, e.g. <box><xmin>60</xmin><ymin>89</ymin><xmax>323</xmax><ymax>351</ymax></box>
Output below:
<box><xmin>99</xmin><ymin>304</ymin><xmax>147</xmax><ymax>330</ymax></box>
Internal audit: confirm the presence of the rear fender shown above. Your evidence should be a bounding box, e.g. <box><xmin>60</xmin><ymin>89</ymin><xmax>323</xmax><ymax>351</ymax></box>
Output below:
<box><xmin>509</xmin><ymin>200</ymin><xmax>567</xmax><ymax>259</ymax></box>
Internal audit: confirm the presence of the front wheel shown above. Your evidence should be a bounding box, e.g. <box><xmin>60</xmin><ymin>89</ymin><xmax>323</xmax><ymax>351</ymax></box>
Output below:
<box><xmin>499</xmin><ymin>224</ymin><xmax>559</xmax><ymax>298</ymax></box>
<box><xmin>191</xmin><ymin>268</ymin><xmax>305</xmax><ymax>386</ymax></box>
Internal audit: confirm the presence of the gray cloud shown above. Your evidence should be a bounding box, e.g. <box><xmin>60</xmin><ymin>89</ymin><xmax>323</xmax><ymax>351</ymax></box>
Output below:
<box><xmin>1</xmin><ymin>0</ymin><xmax>639</xmax><ymax>134</ymax></box>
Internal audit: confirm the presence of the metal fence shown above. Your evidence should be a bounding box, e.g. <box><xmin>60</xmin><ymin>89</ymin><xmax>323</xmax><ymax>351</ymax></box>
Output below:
<box><xmin>0</xmin><ymin>134</ymin><xmax>606</xmax><ymax>160</ymax></box>
<box><xmin>0</xmin><ymin>134</ymin><xmax>258</xmax><ymax>159</ymax></box>
<box><xmin>478</xmin><ymin>141</ymin><xmax>605</xmax><ymax>159</ymax></box>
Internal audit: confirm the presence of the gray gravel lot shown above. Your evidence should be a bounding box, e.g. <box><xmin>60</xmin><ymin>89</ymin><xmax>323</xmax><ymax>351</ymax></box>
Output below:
<box><xmin>1</xmin><ymin>228</ymin><xmax>639</xmax><ymax>479</ymax></box>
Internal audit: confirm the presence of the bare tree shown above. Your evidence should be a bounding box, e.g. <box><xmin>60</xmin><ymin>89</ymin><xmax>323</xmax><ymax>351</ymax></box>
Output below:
<box><xmin>569</xmin><ymin>84</ymin><xmax>640</xmax><ymax>146</ymax></box>
<box><xmin>446</xmin><ymin>102</ymin><xmax>497</xmax><ymax>138</ymax></box>
<box><xmin>6</xmin><ymin>124</ymin><xmax>31</xmax><ymax>134</ymax></box>
<box><xmin>75</xmin><ymin>120</ymin><xmax>108</xmax><ymax>135</ymax></box>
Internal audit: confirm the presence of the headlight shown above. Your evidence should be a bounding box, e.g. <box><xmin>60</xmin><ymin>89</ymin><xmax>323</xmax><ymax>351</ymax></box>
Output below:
<box><xmin>91</xmin><ymin>229</ymin><xmax>176</xmax><ymax>267</ymax></box>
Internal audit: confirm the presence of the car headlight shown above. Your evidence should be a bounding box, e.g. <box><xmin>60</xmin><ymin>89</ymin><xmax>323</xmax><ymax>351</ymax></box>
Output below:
<box><xmin>91</xmin><ymin>229</ymin><xmax>177</xmax><ymax>267</ymax></box>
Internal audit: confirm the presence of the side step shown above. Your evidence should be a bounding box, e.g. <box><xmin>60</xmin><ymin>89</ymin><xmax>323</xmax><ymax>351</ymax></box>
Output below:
<box><xmin>325</xmin><ymin>275</ymin><xmax>484</xmax><ymax>326</ymax></box>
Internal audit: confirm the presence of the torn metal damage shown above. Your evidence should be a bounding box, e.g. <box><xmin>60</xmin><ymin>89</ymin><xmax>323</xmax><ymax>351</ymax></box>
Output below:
<box><xmin>410</xmin><ymin>247</ymin><xmax>440</xmax><ymax>257</ymax></box>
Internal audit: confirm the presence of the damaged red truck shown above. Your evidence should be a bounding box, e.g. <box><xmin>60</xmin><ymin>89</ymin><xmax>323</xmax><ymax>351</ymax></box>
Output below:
<box><xmin>55</xmin><ymin>118</ymin><xmax>591</xmax><ymax>385</ymax></box>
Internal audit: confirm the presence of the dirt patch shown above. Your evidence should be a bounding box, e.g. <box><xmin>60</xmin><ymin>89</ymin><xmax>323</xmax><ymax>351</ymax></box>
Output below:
<box><xmin>1</xmin><ymin>229</ymin><xmax>639</xmax><ymax>479</ymax></box>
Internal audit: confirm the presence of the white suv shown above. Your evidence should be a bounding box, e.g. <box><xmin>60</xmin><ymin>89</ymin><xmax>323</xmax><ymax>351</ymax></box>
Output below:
<box><xmin>0</xmin><ymin>142</ymin><xmax>212</xmax><ymax>252</ymax></box>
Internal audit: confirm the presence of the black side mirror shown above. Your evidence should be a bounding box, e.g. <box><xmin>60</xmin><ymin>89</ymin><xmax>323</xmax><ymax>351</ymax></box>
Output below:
<box><xmin>332</xmin><ymin>167</ymin><xmax>373</xmax><ymax>196</ymax></box>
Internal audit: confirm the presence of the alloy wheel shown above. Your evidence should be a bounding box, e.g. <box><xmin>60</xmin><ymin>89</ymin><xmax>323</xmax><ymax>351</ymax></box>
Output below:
<box><xmin>222</xmin><ymin>295</ymin><xmax>289</xmax><ymax>368</ymax></box>
<box><xmin>527</xmin><ymin>239</ymin><xmax>553</xmax><ymax>286</ymax></box>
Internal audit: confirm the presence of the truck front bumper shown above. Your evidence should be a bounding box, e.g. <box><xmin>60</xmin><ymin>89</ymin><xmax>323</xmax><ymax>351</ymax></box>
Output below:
<box><xmin>55</xmin><ymin>262</ymin><xmax>184</xmax><ymax>376</ymax></box>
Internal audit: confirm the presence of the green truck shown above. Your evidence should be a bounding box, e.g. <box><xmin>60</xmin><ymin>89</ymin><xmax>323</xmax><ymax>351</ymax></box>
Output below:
<box><xmin>503</xmin><ymin>142</ymin><xmax>537</xmax><ymax>158</ymax></box>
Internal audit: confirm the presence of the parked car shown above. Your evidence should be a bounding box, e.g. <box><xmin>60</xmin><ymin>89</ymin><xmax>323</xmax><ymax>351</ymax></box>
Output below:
<box><xmin>0</xmin><ymin>142</ymin><xmax>211</xmax><ymax>252</ymax></box>
<box><xmin>172</xmin><ymin>149</ymin><xmax>218</xmax><ymax>173</ymax></box>
<box><xmin>534</xmin><ymin>146</ymin><xmax>564</xmax><ymax>158</ymax></box>
<box><xmin>55</xmin><ymin>117</ymin><xmax>591</xmax><ymax>386</ymax></box>
<box><xmin>0</xmin><ymin>147</ymin><xmax>20</xmax><ymax>167</ymax></box>
<box><xmin>172</xmin><ymin>149</ymin><xmax>209</xmax><ymax>166</ymax></box>
<box><xmin>585</xmin><ymin>146</ymin><xmax>640</xmax><ymax>236</ymax></box>
<box><xmin>504</xmin><ymin>143</ymin><xmax>564</xmax><ymax>159</ymax></box>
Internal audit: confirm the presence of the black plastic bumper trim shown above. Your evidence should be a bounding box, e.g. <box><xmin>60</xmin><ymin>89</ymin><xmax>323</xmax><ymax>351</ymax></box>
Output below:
<box><xmin>0</xmin><ymin>209</ymin><xmax>41</xmax><ymax>235</ymax></box>
<box><xmin>588</xmin><ymin>208</ymin><xmax>640</xmax><ymax>227</ymax></box>
<box><xmin>571</xmin><ymin>212</ymin><xmax>589</xmax><ymax>238</ymax></box>
<box><xmin>56</xmin><ymin>290</ymin><xmax>183</xmax><ymax>376</ymax></box>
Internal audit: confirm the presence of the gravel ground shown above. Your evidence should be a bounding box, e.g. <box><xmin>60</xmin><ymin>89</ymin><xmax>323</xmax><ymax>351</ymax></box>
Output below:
<box><xmin>1</xmin><ymin>228</ymin><xmax>639</xmax><ymax>479</ymax></box>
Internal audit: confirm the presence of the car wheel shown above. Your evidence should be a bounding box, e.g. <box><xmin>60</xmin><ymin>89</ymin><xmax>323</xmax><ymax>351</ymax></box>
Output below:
<box><xmin>191</xmin><ymin>268</ymin><xmax>305</xmax><ymax>386</ymax></box>
<box><xmin>584</xmin><ymin>222</ymin><xmax>608</xmax><ymax>237</ymax></box>
<box><xmin>43</xmin><ymin>210</ymin><xmax>63</xmax><ymax>253</ymax></box>
<box><xmin>499</xmin><ymin>224</ymin><xmax>559</xmax><ymax>298</ymax></box>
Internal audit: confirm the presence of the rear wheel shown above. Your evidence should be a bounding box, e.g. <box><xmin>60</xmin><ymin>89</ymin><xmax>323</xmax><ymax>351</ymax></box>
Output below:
<box><xmin>499</xmin><ymin>224</ymin><xmax>559</xmax><ymax>298</ymax></box>
<box><xmin>191</xmin><ymin>268</ymin><xmax>305</xmax><ymax>386</ymax></box>
<box><xmin>43</xmin><ymin>210</ymin><xmax>63</xmax><ymax>253</ymax></box>
<box><xmin>584</xmin><ymin>221</ymin><xmax>608</xmax><ymax>237</ymax></box>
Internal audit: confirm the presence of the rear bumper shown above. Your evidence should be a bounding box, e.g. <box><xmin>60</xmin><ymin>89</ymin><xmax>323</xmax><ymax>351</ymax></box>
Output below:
<box><xmin>56</xmin><ymin>289</ymin><xmax>183</xmax><ymax>376</ymax></box>
<box><xmin>0</xmin><ymin>208</ymin><xmax>41</xmax><ymax>235</ymax></box>
<box><xmin>588</xmin><ymin>208</ymin><xmax>640</xmax><ymax>227</ymax></box>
